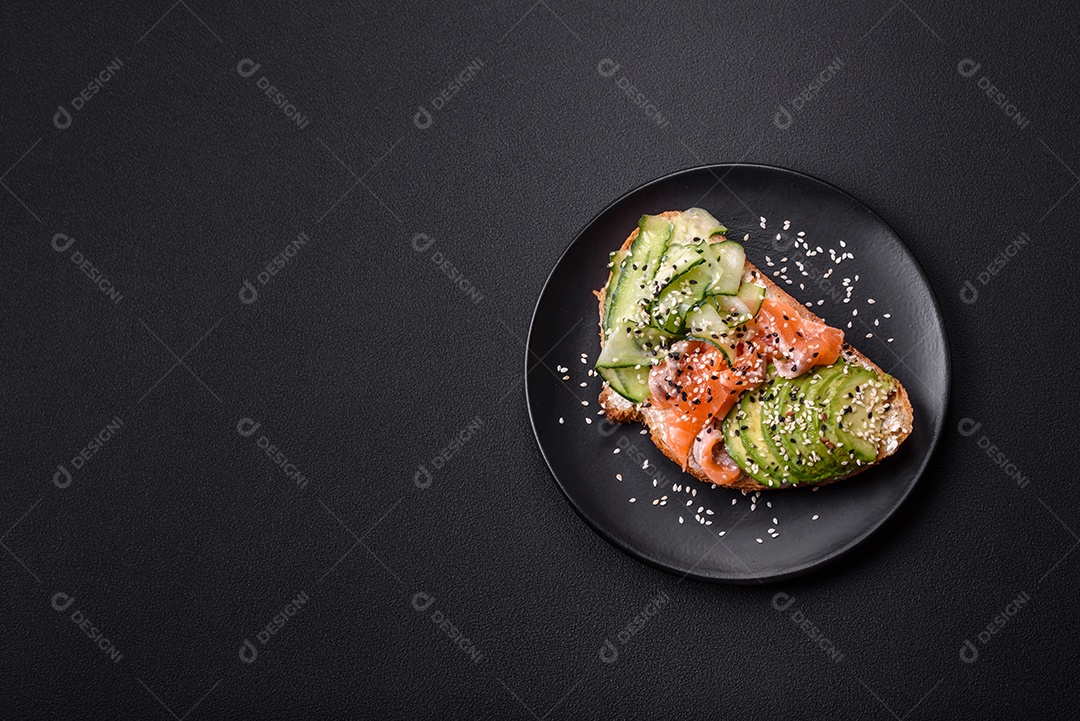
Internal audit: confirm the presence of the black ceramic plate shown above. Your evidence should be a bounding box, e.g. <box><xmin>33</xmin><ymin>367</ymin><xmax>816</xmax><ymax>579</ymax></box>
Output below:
<box><xmin>525</xmin><ymin>164</ymin><xmax>949</xmax><ymax>583</ymax></box>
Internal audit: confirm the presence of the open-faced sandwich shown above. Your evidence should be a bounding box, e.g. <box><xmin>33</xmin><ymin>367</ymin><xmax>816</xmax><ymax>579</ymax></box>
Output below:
<box><xmin>595</xmin><ymin>208</ymin><xmax>913</xmax><ymax>491</ymax></box>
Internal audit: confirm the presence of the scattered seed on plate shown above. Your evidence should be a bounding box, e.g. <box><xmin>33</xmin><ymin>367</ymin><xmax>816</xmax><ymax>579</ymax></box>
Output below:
<box><xmin>562</xmin><ymin>375</ymin><xmax>570</xmax><ymax>380</ymax></box>
<box><xmin>732</xmin><ymin>498</ymin><xmax>737</xmax><ymax>505</ymax></box>
<box><xmin>612</xmin><ymin>448</ymin><xmax>620</xmax><ymax>454</ymax></box>
<box><xmin>616</xmin><ymin>473</ymin><xmax>622</xmax><ymax>481</ymax></box>
<box><xmin>718</xmin><ymin>531</ymin><xmax>726</xmax><ymax>537</ymax></box>
<box><xmin>629</xmin><ymin>498</ymin><xmax>636</xmax><ymax>503</ymax></box>
<box><xmin>558</xmin><ymin>417</ymin><xmax>564</xmax><ymax>424</ymax></box>
<box><xmin>884</xmin><ymin>313</ymin><xmax>891</xmax><ymax>318</ymax></box>
<box><xmin>679</xmin><ymin>517</ymin><xmax>684</xmax><ymax>524</ymax></box>
<box><xmin>812</xmin><ymin>514</ymin><xmax>820</xmax><ymax>520</ymax></box>
<box><xmin>887</xmin><ymin>337</ymin><xmax>894</xmax><ymax>343</ymax></box>
<box><xmin>585</xmin><ymin>418</ymin><xmax>592</xmax><ymax>424</ymax></box>
<box><xmin>756</xmin><ymin>538</ymin><xmax>763</xmax><ymax>544</ymax></box>
<box><xmin>581</xmin><ymin>401</ymin><xmax>589</xmax><ymax>406</ymax></box>
<box><xmin>773</xmin><ymin>517</ymin><xmax>778</xmax><ymax>524</ymax></box>
<box><xmin>768</xmin><ymin>528</ymin><xmax>775</xmax><ymax>533</ymax></box>
<box><xmin>866</xmin><ymin>333</ymin><xmax>873</xmax><ymax>338</ymax></box>
<box><xmin>579</xmin><ymin>382</ymin><xmax>587</xmax><ymax>387</ymax></box>
<box><xmin>652</xmin><ymin>499</ymin><xmax>659</xmax><ymax>506</ymax></box>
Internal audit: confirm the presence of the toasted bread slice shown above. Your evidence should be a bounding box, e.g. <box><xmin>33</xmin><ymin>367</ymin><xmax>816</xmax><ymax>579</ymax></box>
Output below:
<box><xmin>595</xmin><ymin>211</ymin><xmax>913</xmax><ymax>491</ymax></box>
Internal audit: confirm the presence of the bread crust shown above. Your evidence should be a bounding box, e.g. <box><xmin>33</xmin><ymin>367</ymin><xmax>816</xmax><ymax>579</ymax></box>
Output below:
<box><xmin>595</xmin><ymin>212</ymin><xmax>913</xmax><ymax>491</ymax></box>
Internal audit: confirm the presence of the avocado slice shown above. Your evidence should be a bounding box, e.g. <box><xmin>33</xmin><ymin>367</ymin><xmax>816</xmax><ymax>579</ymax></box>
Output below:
<box><xmin>759</xmin><ymin>374</ymin><xmax>825</xmax><ymax>485</ymax></box>
<box><xmin>822</xmin><ymin>366</ymin><xmax>889</xmax><ymax>464</ymax></box>
<box><xmin>723</xmin><ymin>397</ymin><xmax>784</xmax><ymax>488</ymax></box>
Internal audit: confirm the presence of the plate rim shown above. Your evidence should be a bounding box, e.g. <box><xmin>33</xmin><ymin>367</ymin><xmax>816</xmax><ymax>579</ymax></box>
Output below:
<box><xmin>525</xmin><ymin>162</ymin><xmax>952</xmax><ymax>584</ymax></box>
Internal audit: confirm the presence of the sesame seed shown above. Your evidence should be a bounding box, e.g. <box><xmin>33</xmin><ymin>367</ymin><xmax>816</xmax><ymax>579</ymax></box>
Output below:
<box><xmin>679</xmin><ymin>517</ymin><xmax>684</xmax><ymax>524</ymax></box>
<box><xmin>558</xmin><ymin>417</ymin><xmax>564</xmax><ymax>424</ymax></box>
<box><xmin>756</xmin><ymin>538</ymin><xmax>763</xmax><ymax>544</ymax></box>
<box><xmin>629</xmin><ymin>498</ymin><xmax>636</xmax><ymax>503</ymax></box>
<box><xmin>718</xmin><ymin>531</ymin><xmax>726</xmax><ymax>537</ymax></box>
<box><xmin>562</xmin><ymin>375</ymin><xmax>570</xmax><ymax>380</ymax></box>
<box><xmin>612</xmin><ymin>448</ymin><xmax>620</xmax><ymax>454</ymax></box>
<box><xmin>585</xmin><ymin>418</ymin><xmax>592</xmax><ymax>424</ymax></box>
<box><xmin>866</xmin><ymin>333</ymin><xmax>873</xmax><ymax>338</ymax></box>
<box><xmin>616</xmin><ymin>473</ymin><xmax>623</xmax><ymax>481</ymax></box>
<box><xmin>812</xmin><ymin>514</ymin><xmax>819</xmax><ymax>520</ymax></box>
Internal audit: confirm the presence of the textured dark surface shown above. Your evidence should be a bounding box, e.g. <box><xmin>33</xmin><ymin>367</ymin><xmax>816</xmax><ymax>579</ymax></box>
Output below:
<box><xmin>1</xmin><ymin>1</ymin><xmax>1076</xmax><ymax>719</ymax></box>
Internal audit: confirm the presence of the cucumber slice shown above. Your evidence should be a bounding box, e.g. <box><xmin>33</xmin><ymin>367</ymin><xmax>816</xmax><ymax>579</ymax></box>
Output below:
<box><xmin>737</xmin><ymin>282</ymin><xmax>765</xmax><ymax>316</ymax></box>
<box><xmin>601</xmin><ymin>249</ymin><xmax>629</xmax><ymax>329</ymax></box>
<box><xmin>596</xmin><ymin>323</ymin><xmax>677</xmax><ymax>369</ymax></box>
<box><xmin>684</xmin><ymin>302</ymin><xmax>736</xmax><ymax>364</ymax></box>
<box><xmin>651</xmin><ymin>259</ymin><xmax>707</xmax><ymax>332</ymax></box>
<box><xmin>606</xmin><ymin>215</ymin><xmax>672</xmax><ymax>328</ymax></box>
<box><xmin>670</xmin><ymin>207</ymin><xmax>727</xmax><ymax>245</ymax></box>
<box><xmin>708</xmin><ymin>241</ymin><xmax>745</xmax><ymax>295</ymax></box>
<box><xmin>597</xmin><ymin>366</ymin><xmax>651</xmax><ymax>402</ymax></box>
<box><xmin>710</xmin><ymin>294</ymin><xmax>753</xmax><ymax>327</ymax></box>
<box><xmin>709</xmin><ymin>281</ymin><xmax>767</xmax><ymax>327</ymax></box>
